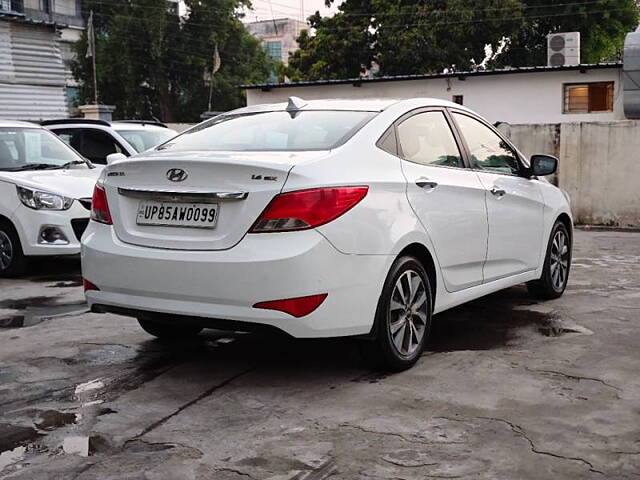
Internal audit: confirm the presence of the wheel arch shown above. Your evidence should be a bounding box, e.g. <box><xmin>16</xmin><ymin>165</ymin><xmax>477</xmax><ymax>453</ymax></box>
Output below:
<box><xmin>0</xmin><ymin>213</ymin><xmax>17</xmax><ymax>232</ymax></box>
<box><xmin>396</xmin><ymin>242</ymin><xmax>437</xmax><ymax>309</ymax></box>
<box><xmin>556</xmin><ymin>212</ymin><xmax>573</xmax><ymax>244</ymax></box>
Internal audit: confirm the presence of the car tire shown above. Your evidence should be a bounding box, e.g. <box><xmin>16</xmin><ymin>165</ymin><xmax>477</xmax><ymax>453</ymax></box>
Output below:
<box><xmin>137</xmin><ymin>318</ymin><xmax>203</xmax><ymax>339</ymax></box>
<box><xmin>360</xmin><ymin>255</ymin><xmax>433</xmax><ymax>372</ymax></box>
<box><xmin>0</xmin><ymin>221</ymin><xmax>27</xmax><ymax>278</ymax></box>
<box><xmin>527</xmin><ymin>220</ymin><xmax>571</xmax><ymax>300</ymax></box>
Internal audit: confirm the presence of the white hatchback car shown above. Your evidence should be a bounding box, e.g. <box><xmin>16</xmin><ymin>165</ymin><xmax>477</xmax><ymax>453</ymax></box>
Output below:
<box><xmin>0</xmin><ymin>121</ymin><xmax>102</xmax><ymax>276</ymax></box>
<box><xmin>82</xmin><ymin>98</ymin><xmax>572</xmax><ymax>370</ymax></box>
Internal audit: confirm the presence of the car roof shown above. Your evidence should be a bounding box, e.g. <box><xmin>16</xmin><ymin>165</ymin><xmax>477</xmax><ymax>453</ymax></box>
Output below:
<box><xmin>226</xmin><ymin>97</ymin><xmax>469</xmax><ymax>115</ymax></box>
<box><xmin>0</xmin><ymin>120</ymin><xmax>42</xmax><ymax>128</ymax></box>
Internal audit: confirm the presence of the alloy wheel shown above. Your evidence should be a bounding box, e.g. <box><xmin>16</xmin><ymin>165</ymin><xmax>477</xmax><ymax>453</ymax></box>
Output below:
<box><xmin>388</xmin><ymin>270</ymin><xmax>428</xmax><ymax>357</ymax></box>
<box><xmin>550</xmin><ymin>230</ymin><xmax>569</xmax><ymax>291</ymax></box>
<box><xmin>0</xmin><ymin>230</ymin><xmax>13</xmax><ymax>271</ymax></box>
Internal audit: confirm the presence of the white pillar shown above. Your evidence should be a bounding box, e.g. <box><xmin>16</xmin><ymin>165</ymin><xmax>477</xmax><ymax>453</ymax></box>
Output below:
<box><xmin>78</xmin><ymin>104</ymin><xmax>116</xmax><ymax>122</ymax></box>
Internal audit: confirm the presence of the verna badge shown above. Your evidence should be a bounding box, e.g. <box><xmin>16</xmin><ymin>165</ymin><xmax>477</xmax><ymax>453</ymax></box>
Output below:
<box><xmin>166</xmin><ymin>168</ymin><xmax>188</xmax><ymax>182</ymax></box>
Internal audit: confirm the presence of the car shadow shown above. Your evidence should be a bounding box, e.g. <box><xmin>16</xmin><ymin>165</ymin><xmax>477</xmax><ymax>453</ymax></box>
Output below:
<box><xmin>23</xmin><ymin>256</ymin><xmax>82</xmax><ymax>284</ymax></box>
<box><xmin>120</xmin><ymin>285</ymin><xmax>553</xmax><ymax>385</ymax></box>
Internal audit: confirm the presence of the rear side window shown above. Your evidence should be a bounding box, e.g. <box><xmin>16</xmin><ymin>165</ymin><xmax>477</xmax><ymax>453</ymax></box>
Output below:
<box><xmin>377</xmin><ymin>127</ymin><xmax>397</xmax><ymax>155</ymax></box>
<box><xmin>118</xmin><ymin>129</ymin><xmax>176</xmax><ymax>152</ymax></box>
<box><xmin>397</xmin><ymin>111</ymin><xmax>463</xmax><ymax>168</ymax></box>
<box><xmin>157</xmin><ymin>111</ymin><xmax>377</xmax><ymax>152</ymax></box>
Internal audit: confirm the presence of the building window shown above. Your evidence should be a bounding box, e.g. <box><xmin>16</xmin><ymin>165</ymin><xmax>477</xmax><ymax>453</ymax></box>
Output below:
<box><xmin>452</xmin><ymin>95</ymin><xmax>463</xmax><ymax>105</ymax></box>
<box><xmin>39</xmin><ymin>0</ymin><xmax>49</xmax><ymax>13</ymax></box>
<box><xmin>265</xmin><ymin>41</ymin><xmax>282</xmax><ymax>62</ymax></box>
<box><xmin>1</xmin><ymin>0</ymin><xmax>22</xmax><ymax>12</ymax></box>
<box><xmin>564</xmin><ymin>82</ymin><xmax>614</xmax><ymax>113</ymax></box>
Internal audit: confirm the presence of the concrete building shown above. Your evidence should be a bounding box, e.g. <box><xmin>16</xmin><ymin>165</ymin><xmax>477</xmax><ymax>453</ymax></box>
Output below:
<box><xmin>242</xmin><ymin>63</ymin><xmax>623</xmax><ymax>125</ymax></box>
<box><xmin>246</xmin><ymin>18</ymin><xmax>307</xmax><ymax>65</ymax></box>
<box><xmin>0</xmin><ymin>0</ymin><xmax>84</xmax><ymax>121</ymax></box>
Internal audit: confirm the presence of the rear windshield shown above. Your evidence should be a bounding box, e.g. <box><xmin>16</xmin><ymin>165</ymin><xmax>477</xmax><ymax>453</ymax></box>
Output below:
<box><xmin>156</xmin><ymin>110</ymin><xmax>377</xmax><ymax>152</ymax></box>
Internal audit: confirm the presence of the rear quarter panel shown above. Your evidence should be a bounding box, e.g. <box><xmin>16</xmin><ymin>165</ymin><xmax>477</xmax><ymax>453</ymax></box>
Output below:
<box><xmin>283</xmin><ymin>133</ymin><xmax>434</xmax><ymax>257</ymax></box>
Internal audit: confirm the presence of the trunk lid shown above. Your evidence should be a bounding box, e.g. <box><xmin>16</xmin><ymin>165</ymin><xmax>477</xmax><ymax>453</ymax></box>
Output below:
<box><xmin>103</xmin><ymin>150</ymin><xmax>324</xmax><ymax>250</ymax></box>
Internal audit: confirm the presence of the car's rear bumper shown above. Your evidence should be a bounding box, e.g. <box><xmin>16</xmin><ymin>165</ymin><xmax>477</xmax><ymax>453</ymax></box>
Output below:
<box><xmin>82</xmin><ymin>222</ymin><xmax>392</xmax><ymax>338</ymax></box>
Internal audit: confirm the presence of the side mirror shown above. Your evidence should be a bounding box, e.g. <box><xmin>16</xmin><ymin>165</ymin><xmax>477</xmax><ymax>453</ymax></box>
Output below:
<box><xmin>529</xmin><ymin>154</ymin><xmax>558</xmax><ymax>177</ymax></box>
<box><xmin>106</xmin><ymin>152</ymin><xmax>127</xmax><ymax>165</ymax></box>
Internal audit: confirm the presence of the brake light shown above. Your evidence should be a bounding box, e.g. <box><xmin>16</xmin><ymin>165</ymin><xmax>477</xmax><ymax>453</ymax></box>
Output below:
<box><xmin>253</xmin><ymin>294</ymin><xmax>328</xmax><ymax>318</ymax></box>
<box><xmin>250</xmin><ymin>186</ymin><xmax>368</xmax><ymax>233</ymax></box>
<box><xmin>83</xmin><ymin>278</ymin><xmax>99</xmax><ymax>292</ymax></box>
<box><xmin>90</xmin><ymin>183</ymin><xmax>112</xmax><ymax>225</ymax></box>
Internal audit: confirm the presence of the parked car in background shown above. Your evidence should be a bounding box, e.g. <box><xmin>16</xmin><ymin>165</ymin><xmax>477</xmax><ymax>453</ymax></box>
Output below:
<box><xmin>42</xmin><ymin>119</ymin><xmax>178</xmax><ymax>165</ymax></box>
<box><xmin>0</xmin><ymin>121</ymin><xmax>102</xmax><ymax>276</ymax></box>
<box><xmin>82</xmin><ymin>98</ymin><xmax>572</xmax><ymax>371</ymax></box>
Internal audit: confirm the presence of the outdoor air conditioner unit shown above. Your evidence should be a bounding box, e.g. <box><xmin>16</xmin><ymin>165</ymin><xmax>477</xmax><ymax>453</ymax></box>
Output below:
<box><xmin>547</xmin><ymin>32</ymin><xmax>581</xmax><ymax>66</ymax></box>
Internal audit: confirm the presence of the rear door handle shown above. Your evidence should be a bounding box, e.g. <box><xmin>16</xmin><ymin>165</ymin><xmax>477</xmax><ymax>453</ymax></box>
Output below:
<box><xmin>416</xmin><ymin>178</ymin><xmax>438</xmax><ymax>190</ymax></box>
<box><xmin>490</xmin><ymin>187</ymin><xmax>506</xmax><ymax>198</ymax></box>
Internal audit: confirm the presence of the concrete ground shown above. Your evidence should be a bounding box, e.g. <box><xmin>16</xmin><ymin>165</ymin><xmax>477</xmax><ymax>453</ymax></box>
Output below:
<box><xmin>0</xmin><ymin>230</ymin><xmax>639</xmax><ymax>480</ymax></box>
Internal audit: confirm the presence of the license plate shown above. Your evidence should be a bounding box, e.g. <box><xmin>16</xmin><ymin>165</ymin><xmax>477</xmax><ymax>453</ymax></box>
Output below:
<box><xmin>136</xmin><ymin>201</ymin><xmax>218</xmax><ymax>228</ymax></box>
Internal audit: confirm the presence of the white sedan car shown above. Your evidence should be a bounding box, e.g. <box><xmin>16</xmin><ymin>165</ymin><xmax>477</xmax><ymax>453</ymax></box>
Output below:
<box><xmin>82</xmin><ymin>98</ymin><xmax>572</xmax><ymax>370</ymax></box>
<box><xmin>0</xmin><ymin>121</ymin><xmax>102</xmax><ymax>276</ymax></box>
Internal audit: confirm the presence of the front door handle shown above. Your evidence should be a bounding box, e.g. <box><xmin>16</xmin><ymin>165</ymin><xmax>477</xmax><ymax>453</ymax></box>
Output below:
<box><xmin>416</xmin><ymin>178</ymin><xmax>438</xmax><ymax>190</ymax></box>
<box><xmin>490</xmin><ymin>187</ymin><xmax>506</xmax><ymax>198</ymax></box>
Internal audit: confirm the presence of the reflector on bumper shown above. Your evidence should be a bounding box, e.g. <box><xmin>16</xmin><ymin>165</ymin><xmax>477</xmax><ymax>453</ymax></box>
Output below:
<box><xmin>253</xmin><ymin>294</ymin><xmax>328</xmax><ymax>318</ymax></box>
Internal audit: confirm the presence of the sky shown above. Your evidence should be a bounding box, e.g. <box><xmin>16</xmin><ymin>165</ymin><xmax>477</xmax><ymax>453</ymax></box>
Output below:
<box><xmin>244</xmin><ymin>0</ymin><xmax>340</xmax><ymax>23</ymax></box>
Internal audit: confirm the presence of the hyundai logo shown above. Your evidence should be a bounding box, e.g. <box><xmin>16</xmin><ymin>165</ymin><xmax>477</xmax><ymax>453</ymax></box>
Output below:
<box><xmin>166</xmin><ymin>168</ymin><xmax>188</xmax><ymax>182</ymax></box>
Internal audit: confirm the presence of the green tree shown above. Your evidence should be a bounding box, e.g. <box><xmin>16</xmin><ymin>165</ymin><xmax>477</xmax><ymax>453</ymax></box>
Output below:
<box><xmin>287</xmin><ymin>0</ymin><xmax>524</xmax><ymax>79</ymax></box>
<box><xmin>498</xmin><ymin>0</ymin><xmax>639</xmax><ymax>67</ymax></box>
<box><xmin>72</xmin><ymin>0</ymin><xmax>274</xmax><ymax>122</ymax></box>
<box><xmin>286</xmin><ymin>0</ymin><xmax>638</xmax><ymax>80</ymax></box>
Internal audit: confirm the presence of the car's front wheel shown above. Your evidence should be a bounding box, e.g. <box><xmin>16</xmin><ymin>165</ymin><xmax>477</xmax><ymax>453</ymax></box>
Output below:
<box><xmin>360</xmin><ymin>255</ymin><xmax>433</xmax><ymax>371</ymax></box>
<box><xmin>0</xmin><ymin>221</ymin><xmax>27</xmax><ymax>278</ymax></box>
<box><xmin>137</xmin><ymin>318</ymin><xmax>203</xmax><ymax>339</ymax></box>
<box><xmin>527</xmin><ymin>220</ymin><xmax>571</xmax><ymax>299</ymax></box>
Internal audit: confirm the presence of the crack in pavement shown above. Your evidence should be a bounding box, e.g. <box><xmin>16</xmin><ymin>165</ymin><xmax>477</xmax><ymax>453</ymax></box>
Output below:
<box><xmin>127</xmin><ymin>366</ymin><xmax>258</xmax><ymax>442</ymax></box>
<box><xmin>339</xmin><ymin>423</ymin><xmax>466</xmax><ymax>446</ymax></box>
<box><xmin>476</xmin><ymin>416</ymin><xmax>606</xmax><ymax>476</ymax></box>
<box><xmin>382</xmin><ymin>458</ymin><xmax>438</xmax><ymax>468</ymax></box>
<box><xmin>524</xmin><ymin>367</ymin><xmax>622</xmax><ymax>392</ymax></box>
<box><xmin>359</xmin><ymin>470</ymin><xmax>463</xmax><ymax>480</ymax></box>
<box><xmin>211</xmin><ymin>467</ymin><xmax>258</xmax><ymax>479</ymax></box>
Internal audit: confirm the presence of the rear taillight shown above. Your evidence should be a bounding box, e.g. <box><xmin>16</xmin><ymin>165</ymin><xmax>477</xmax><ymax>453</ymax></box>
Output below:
<box><xmin>90</xmin><ymin>183</ymin><xmax>112</xmax><ymax>225</ymax></box>
<box><xmin>253</xmin><ymin>294</ymin><xmax>328</xmax><ymax>318</ymax></box>
<box><xmin>250</xmin><ymin>186</ymin><xmax>368</xmax><ymax>233</ymax></box>
<box><xmin>83</xmin><ymin>278</ymin><xmax>99</xmax><ymax>292</ymax></box>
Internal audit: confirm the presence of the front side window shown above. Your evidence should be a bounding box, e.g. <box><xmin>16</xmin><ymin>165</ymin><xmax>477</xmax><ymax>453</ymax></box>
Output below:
<box><xmin>564</xmin><ymin>82</ymin><xmax>614</xmax><ymax>113</ymax></box>
<box><xmin>0</xmin><ymin>127</ymin><xmax>84</xmax><ymax>171</ymax></box>
<box><xmin>157</xmin><ymin>111</ymin><xmax>376</xmax><ymax>153</ymax></box>
<box><xmin>396</xmin><ymin>111</ymin><xmax>463</xmax><ymax>168</ymax></box>
<box><xmin>453</xmin><ymin>113</ymin><xmax>520</xmax><ymax>175</ymax></box>
<box><xmin>79</xmin><ymin>129</ymin><xmax>124</xmax><ymax>164</ymax></box>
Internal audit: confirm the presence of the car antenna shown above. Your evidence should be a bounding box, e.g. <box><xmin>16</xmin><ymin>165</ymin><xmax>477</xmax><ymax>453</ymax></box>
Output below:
<box><xmin>286</xmin><ymin>96</ymin><xmax>307</xmax><ymax>113</ymax></box>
